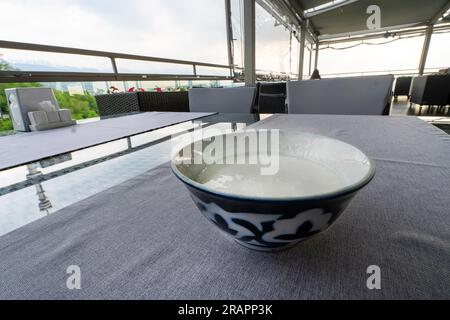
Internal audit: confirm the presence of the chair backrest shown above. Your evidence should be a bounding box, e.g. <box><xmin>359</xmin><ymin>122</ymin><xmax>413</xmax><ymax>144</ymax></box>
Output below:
<box><xmin>257</xmin><ymin>82</ymin><xmax>287</xmax><ymax>114</ymax></box>
<box><xmin>410</xmin><ymin>76</ymin><xmax>427</xmax><ymax>105</ymax></box>
<box><xmin>188</xmin><ymin>87</ymin><xmax>256</xmax><ymax>113</ymax></box>
<box><xmin>5</xmin><ymin>87</ymin><xmax>61</xmax><ymax>132</ymax></box>
<box><xmin>410</xmin><ymin>75</ymin><xmax>450</xmax><ymax>106</ymax></box>
<box><xmin>95</xmin><ymin>92</ymin><xmax>140</xmax><ymax>117</ymax></box>
<box><xmin>425</xmin><ymin>75</ymin><xmax>450</xmax><ymax>106</ymax></box>
<box><xmin>393</xmin><ymin>77</ymin><xmax>412</xmax><ymax>97</ymax></box>
<box><xmin>137</xmin><ymin>91</ymin><xmax>189</xmax><ymax>112</ymax></box>
<box><xmin>287</xmin><ymin>75</ymin><xmax>394</xmax><ymax>115</ymax></box>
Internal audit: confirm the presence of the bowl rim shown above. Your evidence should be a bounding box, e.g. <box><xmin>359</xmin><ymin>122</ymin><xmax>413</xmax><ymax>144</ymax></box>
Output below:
<box><xmin>171</xmin><ymin>132</ymin><xmax>376</xmax><ymax>203</ymax></box>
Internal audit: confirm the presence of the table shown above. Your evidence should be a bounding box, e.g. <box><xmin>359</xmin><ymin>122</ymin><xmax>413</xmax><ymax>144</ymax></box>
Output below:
<box><xmin>0</xmin><ymin>111</ymin><xmax>214</xmax><ymax>171</ymax></box>
<box><xmin>0</xmin><ymin>113</ymin><xmax>449</xmax><ymax>299</ymax></box>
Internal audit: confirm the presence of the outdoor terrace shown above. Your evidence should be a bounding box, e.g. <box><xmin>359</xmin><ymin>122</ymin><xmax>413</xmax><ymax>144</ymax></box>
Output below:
<box><xmin>0</xmin><ymin>0</ymin><xmax>449</xmax><ymax>301</ymax></box>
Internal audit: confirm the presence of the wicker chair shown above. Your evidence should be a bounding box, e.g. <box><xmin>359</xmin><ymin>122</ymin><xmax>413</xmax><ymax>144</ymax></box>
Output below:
<box><xmin>137</xmin><ymin>91</ymin><xmax>189</xmax><ymax>112</ymax></box>
<box><xmin>95</xmin><ymin>92</ymin><xmax>140</xmax><ymax>117</ymax></box>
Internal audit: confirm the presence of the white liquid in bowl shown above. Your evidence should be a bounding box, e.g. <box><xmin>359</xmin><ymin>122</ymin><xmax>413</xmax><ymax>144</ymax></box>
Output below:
<box><xmin>196</xmin><ymin>154</ymin><xmax>351</xmax><ymax>198</ymax></box>
<box><xmin>176</xmin><ymin>132</ymin><xmax>373</xmax><ymax>199</ymax></box>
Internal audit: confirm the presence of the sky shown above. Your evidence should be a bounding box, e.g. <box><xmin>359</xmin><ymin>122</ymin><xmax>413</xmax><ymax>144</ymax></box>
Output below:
<box><xmin>0</xmin><ymin>0</ymin><xmax>448</xmax><ymax>76</ymax></box>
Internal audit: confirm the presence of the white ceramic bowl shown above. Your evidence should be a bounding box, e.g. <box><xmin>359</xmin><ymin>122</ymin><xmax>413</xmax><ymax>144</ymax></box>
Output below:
<box><xmin>172</xmin><ymin>131</ymin><xmax>375</xmax><ymax>251</ymax></box>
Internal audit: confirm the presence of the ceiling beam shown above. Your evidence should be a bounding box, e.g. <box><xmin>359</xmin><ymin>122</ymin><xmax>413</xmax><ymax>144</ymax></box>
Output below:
<box><xmin>430</xmin><ymin>0</ymin><xmax>450</xmax><ymax>24</ymax></box>
<box><xmin>304</xmin><ymin>0</ymin><xmax>360</xmax><ymax>18</ymax></box>
<box><xmin>319</xmin><ymin>23</ymin><xmax>450</xmax><ymax>45</ymax></box>
<box><xmin>255</xmin><ymin>0</ymin><xmax>302</xmax><ymax>42</ymax></box>
<box><xmin>283</xmin><ymin>0</ymin><xmax>320</xmax><ymax>40</ymax></box>
<box><xmin>259</xmin><ymin>0</ymin><xmax>317</xmax><ymax>43</ymax></box>
<box><xmin>318</xmin><ymin>21</ymin><xmax>427</xmax><ymax>41</ymax></box>
<box><xmin>311</xmin><ymin>0</ymin><xmax>450</xmax><ymax>42</ymax></box>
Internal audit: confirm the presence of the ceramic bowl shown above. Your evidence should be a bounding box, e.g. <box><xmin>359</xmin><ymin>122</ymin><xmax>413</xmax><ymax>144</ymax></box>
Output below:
<box><xmin>171</xmin><ymin>131</ymin><xmax>375</xmax><ymax>251</ymax></box>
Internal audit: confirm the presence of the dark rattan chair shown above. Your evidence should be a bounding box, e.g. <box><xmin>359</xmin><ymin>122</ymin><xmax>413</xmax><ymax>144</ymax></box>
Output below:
<box><xmin>137</xmin><ymin>91</ymin><xmax>189</xmax><ymax>112</ymax></box>
<box><xmin>95</xmin><ymin>92</ymin><xmax>140</xmax><ymax>117</ymax></box>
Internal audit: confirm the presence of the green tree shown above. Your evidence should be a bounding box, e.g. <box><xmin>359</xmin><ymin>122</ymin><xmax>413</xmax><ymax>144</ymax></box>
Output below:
<box><xmin>0</xmin><ymin>60</ymin><xmax>9</xmax><ymax>71</ymax></box>
<box><xmin>53</xmin><ymin>90</ymin><xmax>98</xmax><ymax>120</ymax></box>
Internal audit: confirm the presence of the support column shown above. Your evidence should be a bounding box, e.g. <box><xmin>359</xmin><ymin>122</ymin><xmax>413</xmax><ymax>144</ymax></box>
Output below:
<box><xmin>243</xmin><ymin>0</ymin><xmax>256</xmax><ymax>86</ymax></box>
<box><xmin>418</xmin><ymin>25</ymin><xmax>433</xmax><ymax>75</ymax></box>
<box><xmin>308</xmin><ymin>46</ymin><xmax>313</xmax><ymax>76</ymax></box>
<box><xmin>298</xmin><ymin>27</ymin><xmax>306</xmax><ymax>80</ymax></box>
<box><xmin>314</xmin><ymin>41</ymin><xmax>319</xmax><ymax>70</ymax></box>
<box><xmin>224</xmin><ymin>0</ymin><xmax>235</xmax><ymax>77</ymax></box>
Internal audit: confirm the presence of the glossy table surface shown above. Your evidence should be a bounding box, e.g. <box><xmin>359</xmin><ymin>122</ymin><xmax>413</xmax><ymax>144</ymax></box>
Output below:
<box><xmin>0</xmin><ymin>113</ymin><xmax>264</xmax><ymax>237</ymax></box>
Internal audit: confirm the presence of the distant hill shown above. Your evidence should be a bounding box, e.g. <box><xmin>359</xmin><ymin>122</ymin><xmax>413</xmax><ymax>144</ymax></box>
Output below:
<box><xmin>10</xmin><ymin>62</ymin><xmax>107</xmax><ymax>73</ymax></box>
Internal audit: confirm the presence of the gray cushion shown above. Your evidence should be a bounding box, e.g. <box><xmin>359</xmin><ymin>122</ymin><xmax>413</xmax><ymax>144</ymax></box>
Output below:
<box><xmin>58</xmin><ymin>109</ymin><xmax>73</xmax><ymax>122</ymax></box>
<box><xmin>29</xmin><ymin>120</ymin><xmax>76</xmax><ymax>132</ymax></box>
<box><xmin>45</xmin><ymin>110</ymin><xmax>60</xmax><ymax>123</ymax></box>
<box><xmin>27</xmin><ymin>109</ymin><xmax>75</xmax><ymax>131</ymax></box>
<box><xmin>287</xmin><ymin>75</ymin><xmax>394</xmax><ymax>115</ymax></box>
<box><xmin>189</xmin><ymin>87</ymin><xmax>256</xmax><ymax>113</ymax></box>
<box><xmin>28</xmin><ymin>111</ymin><xmax>48</xmax><ymax>126</ymax></box>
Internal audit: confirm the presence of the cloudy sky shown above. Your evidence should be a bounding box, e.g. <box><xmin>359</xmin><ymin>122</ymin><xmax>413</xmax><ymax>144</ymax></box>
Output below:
<box><xmin>0</xmin><ymin>0</ymin><xmax>448</xmax><ymax>76</ymax></box>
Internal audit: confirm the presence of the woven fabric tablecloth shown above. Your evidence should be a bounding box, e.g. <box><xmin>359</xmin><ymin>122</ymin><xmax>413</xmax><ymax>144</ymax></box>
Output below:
<box><xmin>0</xmin><ymin>115</ymin><xmax>449</xmax><ymax>299</ymax></box>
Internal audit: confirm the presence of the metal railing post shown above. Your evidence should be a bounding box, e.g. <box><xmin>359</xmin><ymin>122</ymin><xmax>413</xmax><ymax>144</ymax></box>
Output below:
<box><xmin>110</xmin><ymin>57</ymin><xmax>119</xmax><ymax>81</ymax></box>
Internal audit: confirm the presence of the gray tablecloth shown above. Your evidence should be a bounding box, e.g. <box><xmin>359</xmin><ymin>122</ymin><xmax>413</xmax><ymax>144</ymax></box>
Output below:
<box><xmin>0</xmin><ymin>111</ymin><xmax>213</xmax><ymax>171</ymax></box>
<box><xmin>0</xmin><ymin>115</ymin><xmax>449</xmax><ymax>299</ymax></box>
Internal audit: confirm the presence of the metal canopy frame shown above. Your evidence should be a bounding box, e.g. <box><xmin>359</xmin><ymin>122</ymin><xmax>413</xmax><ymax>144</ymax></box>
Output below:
<box><xmin>304</xmin><ymin>0</ymin><xmax>360</xmax><ymax>18</ymax></box>
<box><xmin>224</xmin><ymin>0</ymin><xmax>235</xmax><ymax>77</ymax></box>
<box><xmin>1</xmin><ymin>1</ymin><xmax>449</xmax><ymax>86</ymax></box>
<box><xmin>417</xmin><ymin>1</ymin><xmax>450</xmax><ymax>74</ymax></box>
<box><xmin>262</xmin><ymin>0</ymin><xmax>450</xmax><ymax>79</ymax></box>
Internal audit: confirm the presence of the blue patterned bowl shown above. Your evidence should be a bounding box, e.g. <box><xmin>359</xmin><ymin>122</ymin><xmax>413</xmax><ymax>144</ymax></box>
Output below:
<box><xmin>171</xmin><ymin>131</ymin><xmax>375</xmax><ymax>251</ymax></box>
